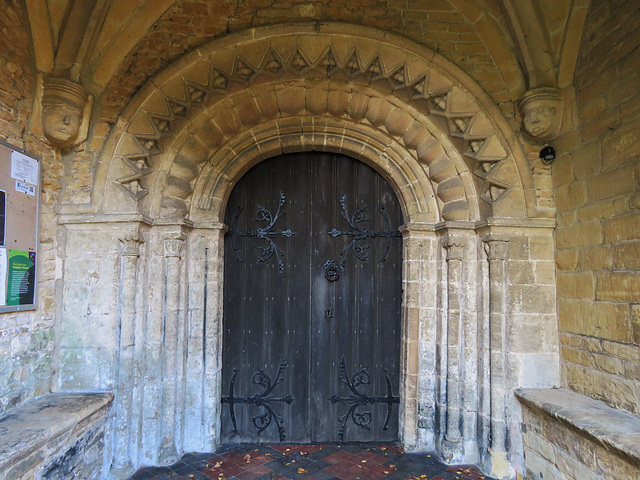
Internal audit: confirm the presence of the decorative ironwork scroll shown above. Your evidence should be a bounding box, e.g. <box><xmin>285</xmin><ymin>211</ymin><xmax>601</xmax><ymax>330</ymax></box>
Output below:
<box><xmin>221</xmin><ymin>359</ymin><xmax>294</xmax><ymax>442</ymax></box>
<box><xmin>329</xmin><ymin>355</ymin><xmax>400</xmax><ymax>442</ymax></box>
<box><xmin>327</xmin><ymin>195</ymin><xmax>401</xmax><ymax>277</ymax></box>
<box><xmin>227</xmin><ymin>192</ymin><xmax>294</xmax><ymax>274</ymax></box>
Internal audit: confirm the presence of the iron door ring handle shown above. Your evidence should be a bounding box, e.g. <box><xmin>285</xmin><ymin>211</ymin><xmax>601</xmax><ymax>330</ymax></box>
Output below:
<box><xmin>324</xmin><ymin>259</ymin><xmax>342</xmax><ymax>281</ymax></box>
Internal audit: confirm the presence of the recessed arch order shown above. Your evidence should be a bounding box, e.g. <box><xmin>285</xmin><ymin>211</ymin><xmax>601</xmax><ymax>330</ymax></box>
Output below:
<box><xmin>96</xmin><ymin>22</ymin><xmax>539</xmax><ymax>226</ymax></box>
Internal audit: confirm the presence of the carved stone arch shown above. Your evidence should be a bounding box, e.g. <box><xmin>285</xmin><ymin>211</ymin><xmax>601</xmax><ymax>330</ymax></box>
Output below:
<box><xmin>96</xmin><ymin>23</ymin><xmax>537</xmax><ymax>223</ymax></box>
<box><xmin>190</xmin><ymin>115</ymin><xmax>442</xmax><ymax>225</ymax></box>
<box><xmin>155</xmin><ymin>81</ymin><xmax>482</xmax><ymax>224</ymax></box>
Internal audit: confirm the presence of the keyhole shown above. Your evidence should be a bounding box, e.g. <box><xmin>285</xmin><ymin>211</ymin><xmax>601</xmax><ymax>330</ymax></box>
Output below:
<box><xmin>326</xmin><ymin>308</ymin><xmax>334</xmax><ymax>318</ymax></box>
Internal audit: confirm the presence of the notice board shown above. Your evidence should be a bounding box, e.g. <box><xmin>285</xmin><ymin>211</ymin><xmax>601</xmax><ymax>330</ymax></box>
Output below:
<box><xmin>0</xmin><ymin>139</ymin><xmax>40</xmax><ymax>312</ymax></box>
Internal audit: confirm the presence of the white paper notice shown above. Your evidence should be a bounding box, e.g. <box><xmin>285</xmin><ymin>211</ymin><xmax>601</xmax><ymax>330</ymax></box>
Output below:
<box><xmin>15</xmin><ymin>180</ymin><xmax>36</xmax><ymax>196</ymax></box>
<box><xmin>10</xmin><ymin>151</ymin><xmax>39</xmax><ymax>187</ymax></box>
<box><xmin>0</xmin><ymin>249</ymin><xmax>7</xmax><ymax>306</ymax></box>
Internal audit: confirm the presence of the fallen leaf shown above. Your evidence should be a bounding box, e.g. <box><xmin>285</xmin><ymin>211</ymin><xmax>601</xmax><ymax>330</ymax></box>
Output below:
<box><xmin>214</xmin><ymin>462</ymin><xmax>223</xmax><ymax>468</ymax></box>
<box><xmin>244</xmin><ymin>454</ymin><xmax>251</xmax><ymax>463</ymax></box>
<box><xmin>361</xmin><ymin>460</ymin><xmax>367</xmax><ymax>463</ymax></box>
<box><xmin>297</xmin><ymin>468</ymin><xmax>308</xmax><ymax>474</ymax></box>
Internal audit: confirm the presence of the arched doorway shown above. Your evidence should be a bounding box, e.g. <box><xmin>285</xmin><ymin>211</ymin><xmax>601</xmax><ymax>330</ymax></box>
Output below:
<box><xmin>220</xmin><ymin>152</ymin><xmax>403</xmax><ymax>443</ymax></box>
<box><xmin>60</xmin><ymin>24</ymin><xmax>560</xmax><ymax>476</ymax></box>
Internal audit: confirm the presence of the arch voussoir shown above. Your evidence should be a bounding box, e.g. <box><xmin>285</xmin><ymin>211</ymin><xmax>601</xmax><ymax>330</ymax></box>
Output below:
<box><xmin>100</xmin><ymin>24</ymin><xmax>534</xmax><ymax>226</ymax></box>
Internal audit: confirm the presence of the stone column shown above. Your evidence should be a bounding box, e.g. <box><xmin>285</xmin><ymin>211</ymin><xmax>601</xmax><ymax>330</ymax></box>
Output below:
<box><xmin>484</xmin><ymin>240</ymin><xmax>510</xmax><ymax>478</ymax></box>
<box><xmin>441</xmin><ymin>240</ymin><xmax>464</xmax><ymax>461</ymax></box>
<box><xmin>159</xmin><ymin>237</ymin><xmax>185</xmax><ymax>463</ymax></box>
<box><xmin>400</xmin><ymin>226</ymin><xmax>439</xmax><ymax>451</ymax></box>
<box><xmin>111</xmin><ymin>235</ymin><xmax>143</xmax><ymax>476</ymax></box>
<box><xmin>182</xmin><ymin>225</ymin><xmax>226</xmax><ymax>452</ymax></box>
<box><xmin>202</xmin><ymin>226</ymin><xmax>226</xmax><ymax>448</ymax></box>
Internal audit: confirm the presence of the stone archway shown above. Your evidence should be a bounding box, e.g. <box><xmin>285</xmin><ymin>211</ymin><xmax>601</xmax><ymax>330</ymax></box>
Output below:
<box><xmin>94</xmin><ymin>23</ymin><xmax>538</xmax><ymax>223</ymax></box>
<box><xmin>57</xmin><ymin>23</ymin><xmax>559</xmax><ymax>480</ymax></box>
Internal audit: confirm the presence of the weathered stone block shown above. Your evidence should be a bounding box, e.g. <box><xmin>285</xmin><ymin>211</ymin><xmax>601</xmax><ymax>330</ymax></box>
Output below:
<box><xmin>556</xmin><ymin>271</ymin><xmax>595</xmax><ymax>299</ymax></box>
<box><xmin>558</xmin><ymin>299</ymin><xmax>631</xmax><ymax>342</ymax></box>
<box><xmin>577</xmin><ymin>245</ymin><xmax>613</xmax><ymax>270</ymax></box>
<box><xmin>517</xmin><ymin>388</ymin><xmax>640</xmax><ymax>479</ymax></box>
<box><xmin>0</xmin><ymin>393</ymin><xmax>113</xmax><ymax>480</ymax></box>
<box><xmin>596</xmin><ymin>271</ymin><xmax>640</xmax><ymax>302</ymax></box>
<box><xmin>555</xmin><ymin>221</ymin><xmax>603</xmax><ymax>249</ymax></box>
<box><xmin>555</xmin><ymin>249</ymin><xmax>578</xmax><ymax>271</ymax></box>
<box><xmin>586</xmin><ymin>163</ymin><xmax>637</xmax><ymax>202</ymax></box>
<box><xmin>603</xmin><ymin>212</ymin><xmax>640</xmax><ymax>243</ymax></box>
<box><xmin>613</xmin><ymin>241</ymin><xmax>640</xmax><ymax>269</ymax></box>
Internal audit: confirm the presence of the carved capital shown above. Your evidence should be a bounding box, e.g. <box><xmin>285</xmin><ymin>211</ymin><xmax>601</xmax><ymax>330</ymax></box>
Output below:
<box><xmin>120</xmin><ymin>236</ymin><xmax>144</xmax><ymax>257</ymax></box>
<box><xmin>484</xmin><ymin>240</ymin><xmax>508</xmax><ymax>261</ymax></box>
<box><xmin>164</xmin><ymin>238</ymin><xmax>185</xmax><ymax>258</ymax></box>
<box><xmin>519</xmin><ymin>87</ymin><xmax>563</xmax><ymax>142</ymax></box>
<box><xmin>444</xmin><ymin>240</ymin><xmax>465</xmax><ymax>261</ymax></box>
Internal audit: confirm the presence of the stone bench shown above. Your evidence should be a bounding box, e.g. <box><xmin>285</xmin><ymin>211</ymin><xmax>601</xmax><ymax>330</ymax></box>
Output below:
<box><xmin>0</xmin><ymin>393</ymin><xmax>113</xmax><ymax>480</ymax></box>
<box><xmin>516</xmin><ymin>388</ymin><xmax>640</xmax><ymax>480</ymax></box>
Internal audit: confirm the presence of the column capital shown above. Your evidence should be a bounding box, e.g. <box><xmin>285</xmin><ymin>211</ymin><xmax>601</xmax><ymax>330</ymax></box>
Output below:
<box><xmin>484</xmin><ymin>240</ymin><xmax>508</xmax><ymax>261</ymax></box>
<box><xmin>120</xmin><ymin>236</ymin><xmax>144</xmax><ymax>257</ymax></box>
<box><xmin>164</xmin><ymin>237</ymin><xmax>185</xmax><ymax>258</ymax></box>
<box><xmin>444</xmin><ymin>240</ymin><xmax>465</xmax><ymax>261</ymax></box>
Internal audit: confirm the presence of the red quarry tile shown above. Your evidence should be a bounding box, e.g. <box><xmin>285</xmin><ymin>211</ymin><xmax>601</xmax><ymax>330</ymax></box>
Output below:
<box><xmin>246</xmin><ymin>464</ymin><xmax>272</xmax><ymax>475</ymax></box>
<box><xmin>322</xmin><ymin>453</ymin><xmax>346</xmax><ymax>465</ymax></box>
<box><xmin>236</xmin><ymin>471</ymin><xmax>262</xmax><ymax>480</ymax></box>
<box><xmin>322</xmin><ymin>451</ymin><xmax>363</xmax><ymax>466</ymax></box>
<box><xmin>367</xmin><ymin>463</ymin><xmax>396</xmax><ymax>476</ymax></box>
<box><xmin>324</xmin><ymin>462</ymin><xmax>367</xmax><ymax>480</ymax></box>
<box><xmin>212</xmin><ymin>451</ymin><xmax>235</xmax><ymax>462</ymax></box>
<box><xmin>355</xmin><ymin>451</ymin><xmax>387</xmax><ymax>465</ymax></box>
<box><xmin>220</xmin><ymin>463</ymin><xmax>246</xmax><ymax>476</ymax></box>
<box><xmin>381</xmin><ymin>446</ymin><xmax>404</xmax><ymax>456</ymax></box>
<box><xmin>199</xmin><ymin>467</ymin><xmax>222</xmax><ymax>478</ymax></box>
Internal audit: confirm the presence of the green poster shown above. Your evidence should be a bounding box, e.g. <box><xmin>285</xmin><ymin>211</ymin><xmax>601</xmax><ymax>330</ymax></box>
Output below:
<box><xmin>7</xmin><ymin>250</ymin><xmax>35</xmax><ymax>306</ymax></box>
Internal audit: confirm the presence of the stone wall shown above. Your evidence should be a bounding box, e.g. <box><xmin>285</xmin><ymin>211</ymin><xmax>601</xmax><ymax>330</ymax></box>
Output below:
<box><xmin>552</xmin><ymin>0</ymin><xmax>640</xmax><ymax>414</ymax></box>
<box><xmin>100</xmin><ymin>0</ymin><xmax>520</xmax><ymax>126</ymax></box>
<box><xmin>0</xmin><ymin>0</ymin><xmax>59</xmax><ymax>414</ymax></box>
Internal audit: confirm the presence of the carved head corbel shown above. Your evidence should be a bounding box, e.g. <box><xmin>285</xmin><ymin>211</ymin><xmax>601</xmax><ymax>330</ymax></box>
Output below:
<box><xmin>519</xmin><ymin>87</ymin><xmax>564</xmax><ymax>142</ymax></box>
<box><xmin>38</xmin><ymin>77</ymin><xmax>92</xmax><ymax>150</ymax></box>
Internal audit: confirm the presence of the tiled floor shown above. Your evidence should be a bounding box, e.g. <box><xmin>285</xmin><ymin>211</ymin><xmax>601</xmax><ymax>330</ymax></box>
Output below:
<box><xmin>128</xmin><ymin>444</ymin><xmax>494</xmax><ymax>480</ymax></box>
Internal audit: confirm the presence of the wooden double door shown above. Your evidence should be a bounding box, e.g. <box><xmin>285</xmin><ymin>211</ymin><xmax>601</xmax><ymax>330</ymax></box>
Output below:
<box><xmin>221</xmin><ymin>152</ymin><xmax>403</xmax><ymax>444</ymax></box>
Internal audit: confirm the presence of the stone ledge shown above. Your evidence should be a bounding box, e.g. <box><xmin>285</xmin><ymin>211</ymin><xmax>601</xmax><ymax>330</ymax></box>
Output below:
<box><xmin>515</xmin><ymin>387</ymin><xmax>640</xmax><ymax>467</ymax></box>
<box><xmin>0</xmin><ymin>392</ymin><xmax>113</xmax><ymax>475</ymax></box>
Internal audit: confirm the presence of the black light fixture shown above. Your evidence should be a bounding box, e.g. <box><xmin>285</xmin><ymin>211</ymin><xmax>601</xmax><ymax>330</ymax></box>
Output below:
<box><xmin>539</xmin><ymin>146</ymin><xmax>556</xmax><ymax>164</ymax></box>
